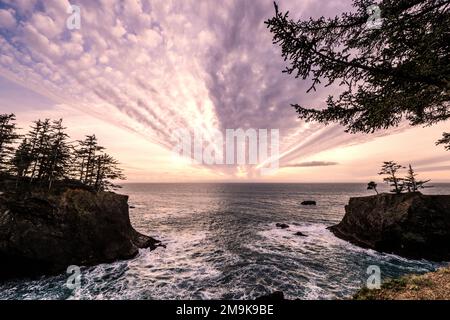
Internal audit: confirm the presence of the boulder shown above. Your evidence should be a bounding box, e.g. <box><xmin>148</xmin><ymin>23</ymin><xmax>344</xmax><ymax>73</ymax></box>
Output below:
<box><xmin>301</xmin><ymin>201</ymin><xmax>316</xmax><ymax>206</ymax></box>
<box><xmin>276</xmin><ymin>223</ymin><xmax>290</xmax><ymax>229</ymax></box>
<box><xmin>0</xmin><ymin>189</ymin><xmax>161</xmax><ymax>280</ymax></box>
<box><xmin>294</xmin><ymin>231</ymin><xmax>307</xmax><ymax>237</ymax></box>
<box><xmin>329</xmin><ymin>193</ymin><xmax>450</xmax><ymax>261</ymax></box>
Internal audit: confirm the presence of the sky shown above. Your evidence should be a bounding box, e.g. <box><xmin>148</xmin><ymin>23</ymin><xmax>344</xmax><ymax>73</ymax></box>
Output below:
<box><xmin>0</xmin><ymin>0</ymin><xmax>449</xmax><ymax>183</ymax></box>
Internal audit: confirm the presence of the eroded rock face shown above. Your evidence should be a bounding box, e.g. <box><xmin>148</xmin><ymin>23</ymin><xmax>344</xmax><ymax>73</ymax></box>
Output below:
<box><xmin>329</xmin><ymin>193</ymin><xmax>450</xmax><ymax>261</ymax></box>
<box><xmin>0</xmin><ymin>189</ymin><xmax>161</xmax><ymax>280</ymax></box>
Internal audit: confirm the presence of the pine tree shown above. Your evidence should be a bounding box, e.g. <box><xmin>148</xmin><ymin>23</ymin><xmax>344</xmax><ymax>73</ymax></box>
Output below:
<box><xmin>46</xmin><ymin>119</ymin><xmax>72</xmax><ymax>189</ymax></box>
<box><xmin>26</xmin><ymin>120</ymin><xmax>43</xmax><ymax>179</ymax></box>
<box><xmin>92</xmin><ymin>153</ymin><xmax>125</xmax><ymax>191</ymax></box>
<box><xmin>27</xmin><ymin>119</ymin><xmax>51</xmax><ymax>181</ymax></box>
<box><xmin>11</xmin><ymin>138</ymin><xmax>33</xmax><ymax>178</ymax></box>
<box><xmin>379</xmin><ymin>161</ymin><xmax>405</xmax><ymax>194</ymax></box>
<box><xmin>0</xmin><ymin>113</ymin><xmax>20</xmax><ymax>172</ymax></box>
<box><xmin>403</xmin><ymin>164</ymin><xmax>431</xmax><ymax>192</ymax></box>
<box><xmin>1</xmin><ymin>115</ymin><xmax>126</xmax><ymax>192</ymax></box>
<box><xmin>75</xmin><ymin>135</ymin><xmax>104</xmax><ymax>185</ymax></box>
<box><xmin>36</xmin><ymin>119</ymin><xmax>52</xmax><ymax>181</ymax></box>
<box><xmin>367</xmin><ymin>181</ymin><xmax>378</xmax><ymax>194</ymax></box>
<box><xmin>266</xmin><ymin>1</ymin><xmax>449</xmax><ymax>140</ymax></box>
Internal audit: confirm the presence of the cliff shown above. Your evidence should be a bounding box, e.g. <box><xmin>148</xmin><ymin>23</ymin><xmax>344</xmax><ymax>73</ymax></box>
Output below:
<box><xmin>0</xmin><ymin>187</ymin><xmax>161</xmax><ymax>280</ymax></box>
<box><xmin>329</xmin><ymin>193</ymin><xmax>450</xmax><ymax>261</ymax></box>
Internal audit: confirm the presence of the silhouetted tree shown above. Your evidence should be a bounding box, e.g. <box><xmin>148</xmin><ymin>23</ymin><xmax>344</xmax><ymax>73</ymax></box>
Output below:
<box><xmin>26</xmin><ymin>120</ymin><xmax>43</xmax><ymax>179</ymax></box>
<box><xmin>436</xmin><ymin>132</ymin><xmax>450</xmax><ymax>150</ymax></box>
<box><xmin>92</xmin><ymin>153</ymin><xmax>125</xmax><ymax>191</ymax></box>
<box><xmin>1</xmin><ymin>115</ymin><xmax>125</xmax><ymax>192</ymax></box>
<box><xmin>0</xmin><ymin>113</ymin><xmax>20</xmax><ymax>172</ymax></box>
<box><xmin>46</xmin><ymin>119</ymin><xmax>72</xmax><ymax>189</ymax></box>
<box><xmin>27</xmin><ymin>119</ymin><xmax>51</xmax><ymax>182</ymax></box>
<box><xmin>266</xmin><ymin>1</ymin><xmax>450</xmax><ymax>137</ymax></box>
<box><xmin>75</xmin><ymin>135</ymin><xmax>105</xmax><ymax>185</ymax></box>
<box><xmin>403</xmin><ymin>164</ymin><xmax>431</xmax><ymax>192</ymax></box>
<box><xmin>367</xmin><ymin>181</ymin><xmax>378</xmax><ymax>194</ymax></box>
<box><xmin>11</xmin><ymin>138</ymin><xmax>33</xmax><ymax>178</ymax></box>
<box><xmin>379</xmin><ymin>161</ymin><xmax>405</xmax><ymax>194</ymax></box>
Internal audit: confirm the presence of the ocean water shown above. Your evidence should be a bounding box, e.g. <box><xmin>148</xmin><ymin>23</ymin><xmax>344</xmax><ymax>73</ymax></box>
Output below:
<box><xmin>1</xmin><ymin>183</ymin><xmax>449</xmax><ymax>300</ymax></box>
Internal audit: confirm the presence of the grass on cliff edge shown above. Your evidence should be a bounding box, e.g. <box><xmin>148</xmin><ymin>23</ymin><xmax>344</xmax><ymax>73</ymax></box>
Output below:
<box><xmin>354</xmin><ymin>267</ymin><xmax>450</xmax><ymax>300</ymax></box>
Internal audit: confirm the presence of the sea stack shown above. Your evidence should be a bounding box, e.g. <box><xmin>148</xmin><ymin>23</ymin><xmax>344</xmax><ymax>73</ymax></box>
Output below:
<box><xmin>329</xmin><ymin>193</ymin><xmax>450</xmax><ymax>261</ymax></box>
<box><xmin>301</xmin><ymin>201</ymin><xmax>316</xmax><ymax>206</ymax></box>
<box><xmin>0</xmin><ymin>186</ymin><xmax>161</xmax><ymax>280</ymax></box>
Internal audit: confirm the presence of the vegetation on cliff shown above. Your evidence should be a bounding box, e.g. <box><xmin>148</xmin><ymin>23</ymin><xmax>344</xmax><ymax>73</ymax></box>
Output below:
<box><xmin>369</xmin><ymin>162</ymin><xmax>432</xmax><ymax>194</ymax></box>
<box><xmin>329</xmin><ymin>193</ymin><xmax>450</xmax><ymax>261</ymax></box>
<box><xmin>354</xmin><ymin>267</ymin><xmax>450</xmax><ymax>300</ymax></box>
<box><xmin>0</xmin><ymin>187</ymin><xmax>161</xmax><ymax>280</ymax></box>
<box><xmin>0</xmin><ymin>114</ymin><xmax>124</xmax><ymax>192</ymax></box>
<box><xmin>0</xmin><ymin>114</ymin><xmax>161</xmax><ymax>280</ymax></box>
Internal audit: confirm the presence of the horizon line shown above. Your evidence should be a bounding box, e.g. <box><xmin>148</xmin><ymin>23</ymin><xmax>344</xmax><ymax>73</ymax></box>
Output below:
<box><xmin>119</xmin><ymin>181</ymin><xmax>450</xmax><ymax>184</ymax></box>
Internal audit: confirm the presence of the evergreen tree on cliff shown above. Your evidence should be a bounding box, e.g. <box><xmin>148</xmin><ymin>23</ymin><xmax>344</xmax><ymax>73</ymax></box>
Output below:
<box><xmin>0</xmin><ymin>113</ymin><xmax>20</xmax><ymax>173</ymax></box>
<box><xmin>266</xmin><ymin>1</ymin><xmax>449</xmax><ymax>138</ymax></box>
<box><xmin>367</xmin><ymin>181</ymin><xmax>378</xmax><ymax>194</ymax></box>
<box><xmin>75</xmin><ymin>135</ymin><xmax>105</xmax><ymax>185</ymax></box>
<box><xmin>25</xmin><ymin>120</ymin><xmax>43</xmax><ymax>179</ymax></box>
<box><xmin>46</xmin><ymin>119</ymin><xmax>72</xmax><ymax>189</ymax></box>
<box><xmin>379</xmin><ymin>161</ymin><xmax>405</xmax><ymax>194</ymax></box>
<box><xmin>11</xmin><ymin>138</ymin><xmax>33</xmax><ymax>178</ymax></box>
<box><xmin>403</xmin><ymin>164</ymin><xmax>431</xmax><ymax>192</ymax></box>
<box><xmin>27</xmin><ymin>119</ymin><xmax>51</xmax><ymax>182</ymax></box>
<box><xmin>2</xmin><ymin>115</ymin><xmax>125</xmax><ymax>192</ymax></box>
<box><xmin>92</xmin><ymin>153</ymin><xmax>125</xmax><ymax>192</ymax></box>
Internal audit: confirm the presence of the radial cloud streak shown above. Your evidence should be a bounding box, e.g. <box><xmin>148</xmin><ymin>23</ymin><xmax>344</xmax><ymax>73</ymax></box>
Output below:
<box><xmin>0</xmin><ymin>0</ymin><xmax>414</xmax><ymax>179</ymax></box>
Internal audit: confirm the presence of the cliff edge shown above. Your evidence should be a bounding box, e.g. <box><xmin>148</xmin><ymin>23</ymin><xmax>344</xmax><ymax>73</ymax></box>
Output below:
<box><xmin>0</xmin><ymin>188</ymin><xmax>161</xmax><ymax>280</ymax></box>
<box><xmin>328</xmin><ymin>193</ymin><xmax>450</xmax><ymax>261</ymax></box>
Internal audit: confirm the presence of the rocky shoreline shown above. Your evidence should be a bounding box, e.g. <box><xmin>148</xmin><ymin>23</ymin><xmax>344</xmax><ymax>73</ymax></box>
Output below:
<box><xmin>2</xmin><ymin>184</ymin><xmax>449</xmax><ymax>300</ymax></box>
<box><xmin>0</xmin><ymin>186</ymin><xmax>161</xmax><ymax>280</ymax></box>
<box><xmin>327</xmin><ymin>192</ymin><xmax>450</xmax><ymax>300</ymax></box>
<box><xmin>328</xmin><ymin>192</ymin><xmax>450</xmax><ymax>261</ymax></box>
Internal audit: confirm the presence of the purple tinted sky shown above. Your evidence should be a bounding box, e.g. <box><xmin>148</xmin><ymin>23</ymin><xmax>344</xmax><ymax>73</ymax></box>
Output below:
<box><xmin>0</xmin><ymin>0</ymin><xmax>448</xmax><ymax>182</ymax></box>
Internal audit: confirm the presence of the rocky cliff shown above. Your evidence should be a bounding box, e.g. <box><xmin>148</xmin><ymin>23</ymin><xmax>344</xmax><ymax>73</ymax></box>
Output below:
<box><xmin>0</xmin><ymin>188</ymin><xmax>161</xmax><ymax>280</ymax></box>
<box><xmin>329</xmin><ymin>193</ymin><xmax>450</xmax><ymax>261</ymax></box>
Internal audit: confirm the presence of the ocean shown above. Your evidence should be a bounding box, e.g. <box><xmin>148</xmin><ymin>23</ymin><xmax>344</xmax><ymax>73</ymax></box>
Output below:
<box><xmin>1</xmin><ymin>183</ymin><xmax>449</xmax><ymax>300</ymax></box>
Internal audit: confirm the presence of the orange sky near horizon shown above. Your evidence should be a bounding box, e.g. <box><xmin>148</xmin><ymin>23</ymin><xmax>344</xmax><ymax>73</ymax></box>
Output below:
<box><xmin>2</xmin><ymin>76</ymin><xmax>449</xmax><ymax>184</ymax></box>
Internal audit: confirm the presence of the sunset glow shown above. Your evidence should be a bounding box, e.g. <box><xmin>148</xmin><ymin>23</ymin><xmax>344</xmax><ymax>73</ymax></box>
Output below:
<box><xmin>1</xmin><ymin>0</ymin><xmax>449</xmax><ymax>182</ymax></box>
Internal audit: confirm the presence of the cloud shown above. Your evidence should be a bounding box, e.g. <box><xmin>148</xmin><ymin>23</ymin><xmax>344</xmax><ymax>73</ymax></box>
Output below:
<box><xmin>416</xmin><ymin>165</ymin><xmax>450</xmax><ymax>173</ymax></box>
<box><xmin>0</xmin><ymin>0</ymin><xmax>406</xmax><ymax>179</ymax></box>
<box><xmin>2</xmin><ymin>0</ymin><xmax>37</xmax><ymax>15</ymax></box>
<box><xmin>0</xmin><ymin>9</ymin><xmax>17</xmax><ymax>29</ymax></box>
<box><xmin>283</xmin><ymin>161</ymin><xmax>339</xmax><ymax>168</ymax></box>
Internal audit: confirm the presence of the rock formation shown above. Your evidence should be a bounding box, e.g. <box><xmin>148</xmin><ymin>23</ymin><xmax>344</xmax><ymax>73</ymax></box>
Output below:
<box><xmin>301</xmin><ymin>201</ymin><xmax>317</xmax><ymax>206</ymax></box>
<box><xmin>276</xmin><ymin>223</ymin><xmax>290</xmax><ymax>229</ymax></box>
<box><xmin>329</xmin><ymin>193</ymin><xmax>450</xmax><ymax>261</ymax></box>
<box><xmin>0</xmin><ymin>188</ymin><xmax>161</xmax><ymax>280</ymax></box>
